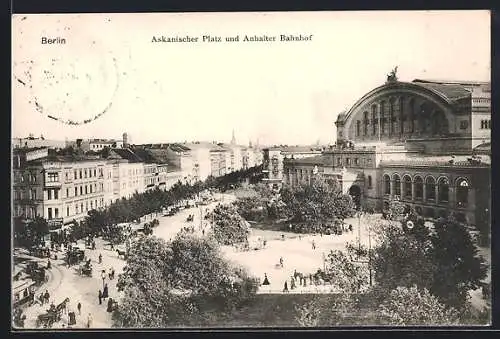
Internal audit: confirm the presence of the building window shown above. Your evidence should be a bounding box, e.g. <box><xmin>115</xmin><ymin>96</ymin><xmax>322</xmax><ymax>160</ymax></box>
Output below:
<box><xmin>67</xmin><ymin>207</ymin><xmax>70</xmax><ymax>217</ymax></box>
<box><xmin>367</xmin><ymin>175</ymin><xmax>373</xmax><ymax>189</ymax></box>
<box><xmin>383</xmin><ymin>174</ymin><xmax>391</xmax><ymax>195</ymax></box>
<box><xmin>84</xmin><ymin>170</ymin><xmax>88</xmax><ymax>178</ymax></box>
<box><xmin>80</xmin><ymin>186</ymin><xmax>83</xmax><ymax>195</ymax></box>
<box><xmin>354</xmin><ymin>158</ymin><xmax>359</xmax><ymax>166</ymax></box>
<box><xmin>54</xmin><ymin>190</ymin><xmax>59</xmax><ymax>199</ymax></box>
<box><xmin>90</xmin><ymin>185</ymin><xmax>92</xmax><ymax>194</ymax></box>
<box><xmin>74</xmin><ymin>170</ymin><xmax>77</xmax><ymax>180</ymax></box>
<box><xmin>438</xmin><ymin>177</ymin><xmax>450</xmax><ymax>203</ymax></box>
<box><xmin>346</xmin><ymin>158</ymin><xmax>351</xmax><ymax>166</ymax></box>
<box><xmin>30</xmin><ymin>174</ymin><xmax>37</xmax><ymax>183</ymax></box>
<box><xmin>54</xmin><ymin>208</ymin><xmax>59</xmax><ymax>218</ymax></box>
<box><xmin>79</xmin><ymin>170</ymin><xmax>82</xmax><ymax>179</ymax></box>
<box><xmin>393</xmin><ymin>174</ymin><xmax>401</xmax><ymax>197</ymax></box>
<box><xmin>484</xmin><ymin>119</ymin><xmax>491</xmax><ymax>129</ymax></box>
<box><xmin>81</xmin><ymin>203</ymin><xmax>84</xmax><ymax>213</ymax></box>
<box><xmin>403</xmin><ymin>175</ymin><xmax>412</xmax><ymax>199</ymax></box>
<box><xmin>337</xmin><ymin>158</ymin><xmax>342</xmax><ymax>166</ymax></box>
<box><xmin>90</xmin><ymin>201</ymin><xmax>93</xmax><ymax>209</ymax></box>
<box><xmin>47</xmin><ymin>190</ymin><xmax>52</xmax><ymax>200</ymax></box>
<box><xmin>425</xmin><ymin>176</ymin><xmax>436</xmax><ymax>201</ymax></box>
<box><xmin>75</xmin><ymin>187</ymin><xmax>78</xmax><ymax>196</ymax></box>
<box><xmin>371</xmin><ymin>105</ymin><xmax>377</xmax><ymax>135</ymax></box>
<box><xmin>47</xmin><ymin>208</ymin><xmax>52</xmax><ymax>219</ymax></box>
<box><xmin>456</xmin><ymin>178</ymin><xmax>469</xmax><ymax>208</ymax></box>
<box><xmin>75</xmin><ymin>204</ymin><xmax>79</xmax><ymax>214</ymax></box>
<box><xmin>380</xmin><ymin>101</ymin><xmax>386</xmax><ymax>135</ymax></box>
<box><xmin>363</xmin><ymin>111</ymin><xmax>369</xmax><ymax>136</ymax></box>
<box><xmin>86</xmin><ymin>202</ymin><xmax>89</xmax><ymax>211</ymax></box>
<box><xmin>66</xmin><ymin>188</ymin><xmax>69</xmax><ymax>197</ymax></box>
<box><xmin>356</xmin><ymin>120</ymin><xmax>361</xmax><ymax>137</ymax></box>
<box><xmin>47</xmin><ymin>172</ymin><xmax>59</xmax><ymax>182</ymax></box>
<box><xmin>414</xmin><ymin>176</ymin><xmax>423</xmax><ymax>200</ymax></box>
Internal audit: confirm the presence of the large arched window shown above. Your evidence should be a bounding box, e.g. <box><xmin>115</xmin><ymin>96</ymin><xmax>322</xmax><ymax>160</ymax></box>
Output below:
<box><xmin>363</xmin><ymin>111</ymin><xmax>369</xmax><ymax>136</ymax></box>
<box><xmin>456</xmin><ymin>178</ymin><xmax>470</xmax><ymax>208</ymax></box>
<box><xmin>380</xmin><ymin>101</ymin><xmax>386</xmax><ymax>135</ymax></box>
<box><xmin>389</xmin><ymin>99</ymin><xmax>395</xmax><ymax>134</ymax></box>
<box><xmin>399</xmin><ymin>97</ymin><xmax>405</xmax><ymax>135</ymax></box>
<box><xmin>393</xmin><ymin>174</ymin><xmax>401</xmax><ymax>197</ymax></box>
<box><xmin>414</xmin><ymin>176</ymin><xmax>423</xmax><ymax>200</ymax></box>
<box><xmin>403</xmin><ymin>175</ymin><xmax>412</xmax><ymax>199</ymax></box>
<box><xmin>409</xmin><ymin>98</ymin><xmax>415</xmax><ymax>133</ymax></box>
<box><xmin>383</xmin><ymin>174</ymin><xmax>391</xmax><ymax>195</ymax></box>
<box><xmin>420</xmin><ymin>104</ymin><xmax>429</xmax><ymax>133</ymax></box>
<box><xmin>425</xmin><ymin>176</ymin><xmax>436</xmax><ymax>201</ymax></box>
<box><xmin>371</xmin><ymin>105</ymin><xmax>377</xmax><ymax>135</ymax></box>
<box><xmin>438</xmin><ymin>177</ymin><xmax>450</xmax><ymax>203</ymax></box>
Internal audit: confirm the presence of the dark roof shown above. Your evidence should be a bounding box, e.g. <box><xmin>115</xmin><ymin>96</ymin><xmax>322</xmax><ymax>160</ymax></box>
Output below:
<box><xmin>268</xmin><ymin>145</ymin><xmax>323</xmax><ymax>153</ymax></box>
<box><xmin>110</xmin><ymin>148</ymin><xmax>143</xmax><ymax>163</ymax></box>
<box><xmin>169</xmin><ymin>143</ymin><xmax>192</xmax><ymax>152</ymax></box>
<box><xmin>413</xmin><ymin>79</ymin><xmax>490</xmax><ymax>86</ymax></box>
<box><xmin>286</xmin><ymin>155</ymin><xmax>325</xmax><ymax>165</ymax></box>
<box><xmin>130</xmin><ymin>148</ymin><xmax>160</xmax><ymax>164</ymax></box>
<box><xmin>12</xmin><ymin>146</ymin><xmax>48</xmax><ymax>154</ymax></box>
<box><xmin>412</xmin><ymin>80</ymin><xmax>471</xmax><ymax>101</ymax></box>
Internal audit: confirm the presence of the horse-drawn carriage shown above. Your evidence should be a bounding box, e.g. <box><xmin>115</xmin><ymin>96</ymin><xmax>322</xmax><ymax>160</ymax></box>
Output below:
<box><xmin>36</xmin><ymin>298</ymin><xmax>70</xmax><ymax>328</ymax></box>
<box><xmin>25</xmin><ymin>262</ymin><xmax>49</xmax><ymax>285</ymax></box>
<box><xmin>13</xmin><ymin>280</ymin><xmax>36</xmax><ymax>309</ymax></box>
<box><xmin>66</xmin><ymin>247</ymin><xmax>85</xmax><ymax>266</ymax></box>
<box><xmin>79</xmin><ymin>261</ymin><xmax>93</xmax><ymax>277</ymax></box>
<box><xmin>29</xmin><ymin>246</ymin><xmax>51</xmax><ymax>258</ymax></box>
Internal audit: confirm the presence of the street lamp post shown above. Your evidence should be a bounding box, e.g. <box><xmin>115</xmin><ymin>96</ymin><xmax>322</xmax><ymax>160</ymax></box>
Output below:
<box><xmin>357</xmin><ymin>211</ymin><xmax>362</xmax><ymax>255</ymax></box>
<box><xmin>367</xmin><ymin>225</ymin><xmax>372</xmax><ymax>286</ymax></box>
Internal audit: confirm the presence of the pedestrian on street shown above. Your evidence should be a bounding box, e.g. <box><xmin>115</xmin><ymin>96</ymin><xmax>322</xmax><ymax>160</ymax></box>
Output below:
<box><xmin>107</xmin><ymin>298</ymin><xmax>114</xmax><ymax>312</ymax></box>
<box><xmin>92</xmin><ymin>241</ymin><xmax>96</xmax><ymax>250</ymax></box>
<box><xmin>98</xmin><ymin>290</ymin><xmax>102</xmax><ymax>305</ymax></box>
<box><xmin>312</xmin><ymin>240</ymin><xmax>316</xmax><ymax>250</ymax></box>
<box><xmin>290</xmin><ymin>276</ymin><xmax>296</xmax><ymax>289</ymax></box>
<box><xmin>44</xmin><ymin>290</ymin><xmax>50</xmax><ymax>304</ymax></box>
<box><xmin>101</xmin><ymin>270</ymin><xmax>106</xmax><ymax>288</ymax></box>
<box><xmin>47</xmin><ymin>259</ymin><xmax>51</xmax><ymax>269</ymax></box>
<box><xmin>98</xmin><ymin>253</ymin><xmax>102</xmax><ymax>264</ymax></box>
<box><xmin>279</xmin><ymin>257</ymin><xmax>284</xmax><ymax>268</ymax></box>
<box><xmin>103</xmin><ymin>283</ymin><xmax>109</xmax><ymax>299</ymax></box>
<box><xmin>87</xmin><ymin>313</ymin><xmax>93</xmax><ymax>328</ymax></box>
<box><xmin>262</xmin><ymin>273</ymin><xmax>270</xmax><ymax>286</ymax></box>
<box><xmin>110</xmin><ymin>243</ymin><xmax>114</xmax><ymax>251</ymax></box>
<box><xmin>77</xmin><ymin>302</ymin><xmax>81</xmax><ymax>315</ymax></box>
<box><xmin>283</xmin><ymin>281</ymin><xmax>289</xmax><ymax>293</ymax></box>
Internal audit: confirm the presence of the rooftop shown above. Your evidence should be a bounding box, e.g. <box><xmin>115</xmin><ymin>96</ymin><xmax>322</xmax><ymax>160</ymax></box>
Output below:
<box><xmin>285</xmin><ymin>155</ymin><xmax>325</xmax><ymax>165</ymax></box>
<box><xmin>267</xmin><ymin>145</ymin><xmax>324</xmax><ymax>153</ymax></box>
<box><xmin>411</xmin><ymin>80</ymin><xmax>472</xmax><ymax>102</ymax></box>
<box><xmin>109</xmin><ymin>148</ymin><xmax>143</xmax><ymax>163</ymax></box>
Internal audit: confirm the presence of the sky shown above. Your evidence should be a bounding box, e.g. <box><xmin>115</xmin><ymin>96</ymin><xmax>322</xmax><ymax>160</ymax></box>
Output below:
<box><xmin>11</xmin><ymin>11</ymin><xmax>490</xmax><ymax>146</ymax></box>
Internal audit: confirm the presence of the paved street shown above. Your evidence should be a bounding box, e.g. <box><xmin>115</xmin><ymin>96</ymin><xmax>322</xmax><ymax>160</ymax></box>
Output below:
<box><xmin>14</xmin><ymin>194</ymin><xmax>490</xmax><ymax>328</ymax></box>
<box><xmin>16</xmin><ymin>194</ymin><xmax>234</xmax><ymax>329</ymax></box>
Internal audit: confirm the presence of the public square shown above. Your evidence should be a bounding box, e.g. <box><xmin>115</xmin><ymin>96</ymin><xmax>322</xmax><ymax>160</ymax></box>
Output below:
<box><xmin>14</xmin><ymin>192</ymin><xmax>378</xmax><ymax>328</ymax></box>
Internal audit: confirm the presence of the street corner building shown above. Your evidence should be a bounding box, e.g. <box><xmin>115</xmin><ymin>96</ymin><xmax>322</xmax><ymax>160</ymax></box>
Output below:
<box><xmin>262</xmin><ymin>76</ymin><xmax>491</xmax><ymax>229</ymax></box>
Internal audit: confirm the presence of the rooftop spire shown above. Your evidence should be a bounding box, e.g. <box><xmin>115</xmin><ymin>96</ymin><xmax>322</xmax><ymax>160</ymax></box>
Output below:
<box><xmin>231</xmin><ymin>129</ymin><xmax>236</xmax><ymax>145</ymax></box>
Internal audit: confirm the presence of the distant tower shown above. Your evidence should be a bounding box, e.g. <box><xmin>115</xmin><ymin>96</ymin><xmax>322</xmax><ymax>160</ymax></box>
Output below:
<box><xmin>249</xmin><ymin>140</ymin><xmax>253</xmax><ymax>148</ymax></box>
<box><xmin>123</xmin><ymin>132</ymin><xmax>129</xmax><ymax>148</ymax></box>
<box><xmin>231</xmin><ymin>129</ymin><xmax>236</xmax><ymax>145</ymax></box>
